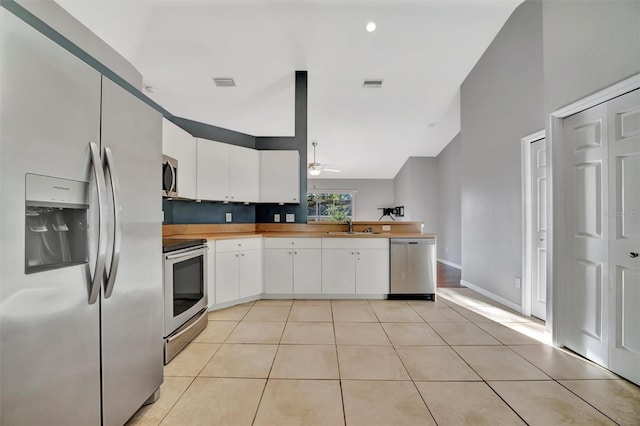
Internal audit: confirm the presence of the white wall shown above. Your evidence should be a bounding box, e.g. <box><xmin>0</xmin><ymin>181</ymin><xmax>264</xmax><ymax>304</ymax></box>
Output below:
<box><xmin>393</xmin><ymin>157</ymin><xmax>438</xmax><ymax>233</ymax></box>
<box><xmin>307</xmin><ymin>179</ymin><xmax>394</xmax><ymax>221</ymax></box>
<box><xmin>460</xmin><ymin>0</ymin><xmax>544</xmax><ymax>307</ymax></box>
<box><xmin>15</xmin><ymin>0</ymin><xmax>143</xmax><ymax>90</ymax></box>
<box><xmin>436</xmin><ymin>134</ymin><xmax>461</xmax><ymax>266</ymax></box>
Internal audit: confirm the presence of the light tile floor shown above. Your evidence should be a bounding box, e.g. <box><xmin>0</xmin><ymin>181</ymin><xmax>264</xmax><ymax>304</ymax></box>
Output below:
<box><xmin>127</xmin><ymin>289</ymin><xmax>640</xmax><ymax>425</ymax></box>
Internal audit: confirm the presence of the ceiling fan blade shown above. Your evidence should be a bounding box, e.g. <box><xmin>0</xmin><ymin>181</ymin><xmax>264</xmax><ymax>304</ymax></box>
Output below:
<box><xmin>323</xmin><ymin>168</ymin><xmax>341</xmax><ymax>173</ymax></box>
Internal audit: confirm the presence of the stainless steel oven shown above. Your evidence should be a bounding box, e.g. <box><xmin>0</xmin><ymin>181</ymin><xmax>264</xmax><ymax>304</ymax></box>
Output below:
<box><xmin>163</xmin><ymin>238</ymin><xmax>208</xmax><ymax>363</ymax></box>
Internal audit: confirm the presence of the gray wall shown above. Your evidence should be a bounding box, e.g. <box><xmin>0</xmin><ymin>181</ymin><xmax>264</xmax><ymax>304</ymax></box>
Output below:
<box><xmin>460</xmin><ymin>0</ymin><xmax>544</xmax><ymax>306</ymax></box>
<box><xmin>436</xmin><ymin>134</ymin><xmax>461</xmax><ymax>266</ymax></box>
<box><xmin>542</xmin><ymin>0</ymin><xmax>640</xmax><ymax>118</ymax></box>
<box><xmin>308</xmin><ymin>179</ymin><xmax>395</xmax><ymax>221</ymax></box>
<box><xmin>393</xmin><ymin>157</ymin><xmax>438</xmax><ymax>233</ymax></box>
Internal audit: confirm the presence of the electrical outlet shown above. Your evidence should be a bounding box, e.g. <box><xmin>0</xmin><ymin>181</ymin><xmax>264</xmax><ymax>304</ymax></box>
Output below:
<box><xmin>286</xmin><ymin>214</ymin><xmax>295</xmax><ymax>223</ymax></box>
<box><xmin>274</xmin><ymin>214</ymin><xmax>280</xmax><ymax>222</ymax></box>
<box><xmin>515</xmin><ymin>277</ymin><xmax>521</xmax><ymax>288</ymax></box>
<box><xmin>225</xmin><ymin>212</ymin><xmax>232</xmax><ymax>222</ymax></box>
<box><xmin>382</xmin><ymin>225</ymin><xmax>391</xmax><ymax>231</ymax></box>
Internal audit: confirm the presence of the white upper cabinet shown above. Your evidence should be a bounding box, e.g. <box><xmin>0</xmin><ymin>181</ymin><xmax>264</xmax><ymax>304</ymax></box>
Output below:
<box><xmin>162</xmin><ymin>118</ymin><xmax>197</xmax><ymax>199</ymax></box>
<box><xmin>260</xmin><ymin>150</ymin><xmax>300</xmax><ymax>203</ymax></box>
<box><xmin>196</xmin><ymin>139</ymin><xmax>259</xmax><ymax>202</ymax></box>
<box><xmin>229</xmin><ymin>144</ymin><xmax>260</xmax><ymax>202</ymax></box>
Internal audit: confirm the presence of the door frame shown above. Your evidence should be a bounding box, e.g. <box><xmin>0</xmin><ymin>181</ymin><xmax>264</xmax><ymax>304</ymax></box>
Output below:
<box><xmin>549</xmin><ymin>72</ymin><xmax>640</xmax><ymax>347</ymax></box>
<box><xmin>521</xmin><ymin>130</ymin><xmax>546</xmax><ymax>318</ymax></box>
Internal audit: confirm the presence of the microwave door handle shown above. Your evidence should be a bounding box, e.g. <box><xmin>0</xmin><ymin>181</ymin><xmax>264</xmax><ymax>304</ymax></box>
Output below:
<box><xmin>168</xmin><ymin>159</ymin><xmax>176</xmax><ymax>193</ymax></box>
<box><xmin>89</xmin><ymin>142</ymin><xmax>107</xmax><ymax>305</ymax></box>
<box><xmin>103</xmin><ymin>146</ymin><xmax>122</xmax><ymax>299</ymax></box>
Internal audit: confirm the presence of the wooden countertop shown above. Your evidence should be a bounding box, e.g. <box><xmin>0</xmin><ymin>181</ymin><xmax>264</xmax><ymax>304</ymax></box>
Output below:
<box><xmin>163</xmin><ymin>231</ymin><xmax>436</xmax><ymax>241</ymax></box>
<box><xmin>162</xmin><ymin>222</ymin><xmax>435</xmax><ymax>241</ymax></box>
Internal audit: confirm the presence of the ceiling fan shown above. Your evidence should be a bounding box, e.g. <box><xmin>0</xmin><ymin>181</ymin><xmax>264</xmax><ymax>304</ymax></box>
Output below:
<box><xmin>308</xmin><ymin>141</ymin><xmax>341</xmax><ymax>176</ymax></box>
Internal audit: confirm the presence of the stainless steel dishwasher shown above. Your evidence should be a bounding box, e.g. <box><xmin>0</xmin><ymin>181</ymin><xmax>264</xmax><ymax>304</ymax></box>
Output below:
<box><xmin>389</xmin><ymin>238</ymin><xmax>436</xmax><ymax>300</ymax></box>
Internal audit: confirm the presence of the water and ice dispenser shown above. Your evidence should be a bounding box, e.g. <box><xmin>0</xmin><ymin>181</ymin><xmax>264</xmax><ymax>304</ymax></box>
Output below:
<box><xmin>25</xmin><ymin>173</ymin><xmax>88</xmax><ymax>273</ymax></box>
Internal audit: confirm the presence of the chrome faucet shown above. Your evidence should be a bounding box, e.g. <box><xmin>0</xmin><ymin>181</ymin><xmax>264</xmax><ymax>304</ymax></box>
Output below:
<box><xmin>345</xmin><ymin>218</ymin><xmax>354</xmax><ymax>234</ymax></box>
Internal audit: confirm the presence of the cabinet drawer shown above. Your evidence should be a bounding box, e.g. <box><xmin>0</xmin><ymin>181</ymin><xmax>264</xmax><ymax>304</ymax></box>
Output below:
<box><xmin>322</xmin><ymin>238</ymin><xmax>389</xmax><ymax>250</ymax></box>
<box><xmin>264</xmin><ymin>238</ymin><xmax>321</xmax><ymax>249</ymax></box>
<box><xmin>216</xmin><ymin>237</ymin><xmax>262</xmax><ymax>253</ymax></box>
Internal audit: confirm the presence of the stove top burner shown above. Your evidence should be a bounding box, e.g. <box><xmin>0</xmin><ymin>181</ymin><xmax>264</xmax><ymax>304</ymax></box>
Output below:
<box><xmin>162</xmin><ymin>238</ymin><xmax>207</xmax><ymax>253</ymax></box>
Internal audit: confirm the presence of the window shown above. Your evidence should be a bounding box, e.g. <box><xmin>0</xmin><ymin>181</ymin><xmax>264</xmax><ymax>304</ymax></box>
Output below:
<box><xmin>307</xmin><ymin>191</ymin><xmax>354</xmax><ymax>222</ymax></box>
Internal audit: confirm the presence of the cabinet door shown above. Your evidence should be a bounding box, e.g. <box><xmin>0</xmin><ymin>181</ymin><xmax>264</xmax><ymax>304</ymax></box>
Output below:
<box><xmin>197</xmin><ymin>139</ymin><xmax>230</xmax><ymax>201</ymax></box>
<box><xmin>264</xmin><ymin>249</ymin><xmax>294</xmax><ymax>294</ymax></box>
<box><xmin>215</xmin><ymin>251</ymin><xmax>239</xmax><ymax>304</ymax></box>
<box><xmin>294</xmin><ymin>248</ymin><xmax>322</xmax><ymax>294</ymax></box>
<box><xmin>321</xmin><ymin>249</ymin><xmax>356</xmax><ymax>294</ymax></box>
<box><xmin>240</xmin><ymin>249</ymin><xmax>263</xmax><ymax>298</ymax></box>
<box><xmin>356</xmin><ymin>249</ymin><xmax>390</xmax><ymax>294</ymax></box>
<box><xmin>260</xmin><ymin>150</ymin><xmax>300</xmax><ymax>203</ymax></box>
<box><xmin>229</xmin><ymin>145</ymin><xmax>259</xmax><ymax>202</ymax></box>
<box><xmin>206</xmin><ymin>241</ymin><xmax>216</xmax><ymax>307</ymax></box>
<box><xmin>162</xmin><ymin>118</ymin><xmax>197</xmax><ymax>199</ymax></box>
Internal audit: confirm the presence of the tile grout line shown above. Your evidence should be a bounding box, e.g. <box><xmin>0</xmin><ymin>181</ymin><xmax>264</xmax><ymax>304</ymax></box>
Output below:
<box><xmin>331</xmin><ymin>300</ymin><xmax>348</xmax><ymax>426</ymax></box>
<box><xmin>155</xmin><ymin>376</ymin><xmax>197</xmax><ymax>426</ymax></box>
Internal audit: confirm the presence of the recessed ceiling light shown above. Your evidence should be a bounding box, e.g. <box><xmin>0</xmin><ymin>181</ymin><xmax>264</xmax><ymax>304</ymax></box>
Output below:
<box><xmin>428</xmin><ymin>123</ymin><xmax>436</xmax><ymax>128</ymax></box>
<box><xmin>212</xmin><ymin>77</ymin><xmax>236</xmax><ymax>87</ymax></box>
<box><xmin>366</xmin><ymin>21</ymin><xmax>376</xmax><ymax>32</ymax></box>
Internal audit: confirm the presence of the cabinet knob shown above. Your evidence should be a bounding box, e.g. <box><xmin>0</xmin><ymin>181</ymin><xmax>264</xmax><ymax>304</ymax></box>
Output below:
<box><xmin>241</xmin><ymin>253</ymin><xmax>245</xmax><ymax>257</ymax></box>
<box><xmin>293</xmin><ymin>197</ymin><xmax>297</xmax><ymax>201</ymax></box>
<box><xmin>288</xmin><ymin>251</ymin><xmax>292</xmax><ymax>255</ymax></box>
<box><xmin>351</xmin><ymin>251</ymin><xmax>354</xmax><ymax>255</ymax></box>
<box><xmin>294</xmin><ymin>251</ymin><xmax>298</xmax><ymax>255</ymax></box>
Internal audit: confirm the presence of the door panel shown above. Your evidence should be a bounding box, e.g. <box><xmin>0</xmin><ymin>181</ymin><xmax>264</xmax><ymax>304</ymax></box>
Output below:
<box><xmin>216</xmin><ymin>252</ymin><xmax>239</xmax><ymax>304</ymax></box>
<box><xmin>240</xmin><ymin>249</ymin><xmax>263</xmax><ymax>298</ymax></box>
<box><xmin>100</xmin><ymin>77</ymin><xmax>163</xmax><ymax>426</ymax></box>
<box><xmin>563</xmin><ymin>104</ymin><xmax>609</xmax><ymax>366</ymax></box>
<box><xmin>321</xmin><ymin>249</ymin><xmax>356</xmax><ymax>294</ymax></box>
<box><xmin>607</xmin><ymin>89</ymin><xmax>640</xmax><ymax>385</ymax></box>
<box><xmin>530</xmin><ymin>138</ymin><xmax>547</xmax><ymax>320</ymax></box>
<box><xmin>294</xmin><ymin>249</ymin><xmax>322</xmax><ymax>294</ymax></box>
<box><xmin>264</xmin><ymin>249</ymin><xmax>293</xmax><ymax>294</ymax></box>
<box><xmin>356</xmin><ymin>249</ymin><xmax>390</xmax><ymax>294</ymax></box>
<box><xmin>0</xmin><ymin>11</ymin><xmax>102</xmax><ymax>425</ymax></box>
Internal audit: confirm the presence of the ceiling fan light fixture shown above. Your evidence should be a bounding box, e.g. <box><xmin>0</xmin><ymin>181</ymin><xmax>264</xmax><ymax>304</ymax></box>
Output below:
<box><xmin>308</xmin><ymin>167</ymin><xmax>321</xmax><ymax>176</ymax></box>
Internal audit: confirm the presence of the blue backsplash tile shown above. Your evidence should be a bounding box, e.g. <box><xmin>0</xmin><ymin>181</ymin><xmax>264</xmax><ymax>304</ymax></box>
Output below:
<box><xmin>163</xmin><ymin>199</ymin><xmax>255</xmax><ymax>224</ymax></box>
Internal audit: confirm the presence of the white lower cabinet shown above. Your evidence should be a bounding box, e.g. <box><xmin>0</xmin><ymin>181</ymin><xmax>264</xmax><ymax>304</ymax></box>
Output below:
<box><xmin>206</xmin><ymin>240</ymin><xmax>216</xmax><ymax>307</ymax></box>
<box><xmin>215</xmin><ymin>238</ymin><xmax>263</xmax><ymax>305</ymax></box>
<box><xmin>321</xmin><ymin>238</ymin><xmax>389</xmax><ymax>295</ymax></box>
<box><xmin>264</xmin><ymin>238</ymin><xmax>321</xmax><ymax>295</ymax></box>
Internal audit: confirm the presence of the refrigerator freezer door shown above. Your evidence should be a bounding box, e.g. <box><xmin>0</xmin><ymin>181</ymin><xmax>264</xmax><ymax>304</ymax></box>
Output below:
<box><xmin>0</xmin><ymin>10</ymin><xmax>102</xmax><ymax>425</ymax></box>
<box><xmin>99</xmin><ymin>77</ymin><xmax>163</xmax><ymax>426</ymax></box>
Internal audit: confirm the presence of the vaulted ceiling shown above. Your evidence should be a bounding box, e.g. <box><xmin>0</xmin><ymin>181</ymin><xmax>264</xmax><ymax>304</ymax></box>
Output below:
<box><xmin>56</xmin><ymin>0</ymin><xmax>523</xmax><ymax>178</ymax></box>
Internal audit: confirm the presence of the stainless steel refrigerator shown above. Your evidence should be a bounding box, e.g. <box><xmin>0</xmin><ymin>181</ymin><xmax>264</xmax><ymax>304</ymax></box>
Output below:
<box><xmin>0</xmin><ymin>9</ymin><xmax>163</xmax><ymax>426</ymax></box>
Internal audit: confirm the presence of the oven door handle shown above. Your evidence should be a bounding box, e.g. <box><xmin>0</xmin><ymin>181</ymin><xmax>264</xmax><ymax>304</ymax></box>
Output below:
<box><xmin>165</xmin><ymin>246</ymin><xmax>208</xmax><ymax>261</ymax></box>
<box><xmin>103</xmin><ymin>146</ymin><xmax>121</xmax><ymax>299</ymax></box>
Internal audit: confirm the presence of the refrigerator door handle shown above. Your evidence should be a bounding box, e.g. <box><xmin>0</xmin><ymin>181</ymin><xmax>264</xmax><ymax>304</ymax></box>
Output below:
<box><xmin>89</xmin><ymin>142</ymin><xmax>107</xmax><ymax>304</ymax></box>
<box><xmin>103</xmin><ymin>146</ymin><xmax>122</xmax><ymax>299</ymax></box>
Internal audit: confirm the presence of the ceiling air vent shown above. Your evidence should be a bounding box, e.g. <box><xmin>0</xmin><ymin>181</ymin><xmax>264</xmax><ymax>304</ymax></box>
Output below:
<box><xmin>363</xmin><ymin>79</ymin><xmax>383</xmax><ymax>88</ymax></box>
<box><xmin>213</xmin><ymin>77</ymin><xmax>236</xmax><ymax>87</ymax></box>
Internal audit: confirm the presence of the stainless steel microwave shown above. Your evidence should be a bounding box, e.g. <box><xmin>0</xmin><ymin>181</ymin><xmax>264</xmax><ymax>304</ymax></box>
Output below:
<box><xmin>162</xmin><ymin>155</ymin><xmax>178</xmax><ymax>197</ymax></box>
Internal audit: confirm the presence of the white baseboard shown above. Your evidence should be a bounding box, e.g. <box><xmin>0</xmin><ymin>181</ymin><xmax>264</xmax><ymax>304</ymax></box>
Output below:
<box><xmin>437</xmin><ymin>258</ymin><xmax>461</xmax><ymax>269</ymax></box>
<box><xmin>460</xmin><ymin>279</ymin><xmax>522</xmax><ymax>313</ymax></box>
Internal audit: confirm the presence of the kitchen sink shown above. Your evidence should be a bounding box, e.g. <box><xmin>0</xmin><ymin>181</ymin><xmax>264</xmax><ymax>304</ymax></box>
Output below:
<box><xmin>325</xmin><ymin>231</ymin><xmax>381</xmax><ymax>235</ymax></box>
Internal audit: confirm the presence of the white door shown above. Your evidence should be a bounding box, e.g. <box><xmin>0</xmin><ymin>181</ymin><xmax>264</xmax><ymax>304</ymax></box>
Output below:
<box><xmin>197</xmin><ymin>139</ymin><xmax>230</xmax><ymax>201</ymax></box>
<box><xmin>229</xmin><ymin>145</ymin><xmax>259</xmax><ymax>202</ymax></box>
<box><xmin>321</xmin><ymin>249</ymin><xmax>356</xmax><ymax>294</ymax></box>
<box><xmin>607</xmin><ymin>89</ymin><xmax>640</xmax><ymax>385</ymax></box>
<box><xmin>530</xmin><ymin>138</ymin><xmax>548</xmax><ymax>320</ymax></box>
<box><xmin>216</xmin><ymin>252</ymin><xmax>239</xmax><ymax>304</ymax></box>
<box><xmin>240</xmin><ymin>249</ymin><xmax>263</xmax><ymax>298</ymax></box>
<box><xmin>264</xmin><ymin>249</ymin><xmax>294</xmax><ymax>294</ymax></box>
<box><xmin>294</xmin><ymin>248</ymin><xmax>322</xmax><ymax>294</ymax></box>
<box><xmin>356</xmin><ymin>249</ymin><xmax>390</xmax><ymax>294</ymax></box>
<box><xmin>563</xmin><ymin>103</ymin><xmax>610</xmax><ymax>367</ymax></box>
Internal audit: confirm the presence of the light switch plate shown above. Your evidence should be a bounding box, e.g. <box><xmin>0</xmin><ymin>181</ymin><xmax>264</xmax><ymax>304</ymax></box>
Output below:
<box><xmin>274</xmin><ymin>214</ymin><xmax>281</xmax><ymax>222</ymax></box>
<box><xmin>286</xmin><ymin>214</ymin><xmax>295</xmax><ymax>223</ymax></box>
<box><xmin>225</xmin><ymin>212</ymin><xmax>232</xmax><ymax>222</ymax></box>
<box><xmin>382</xmin><ymin>225</ymin><xmax>391</xmax><ymax>231</ymax></box>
